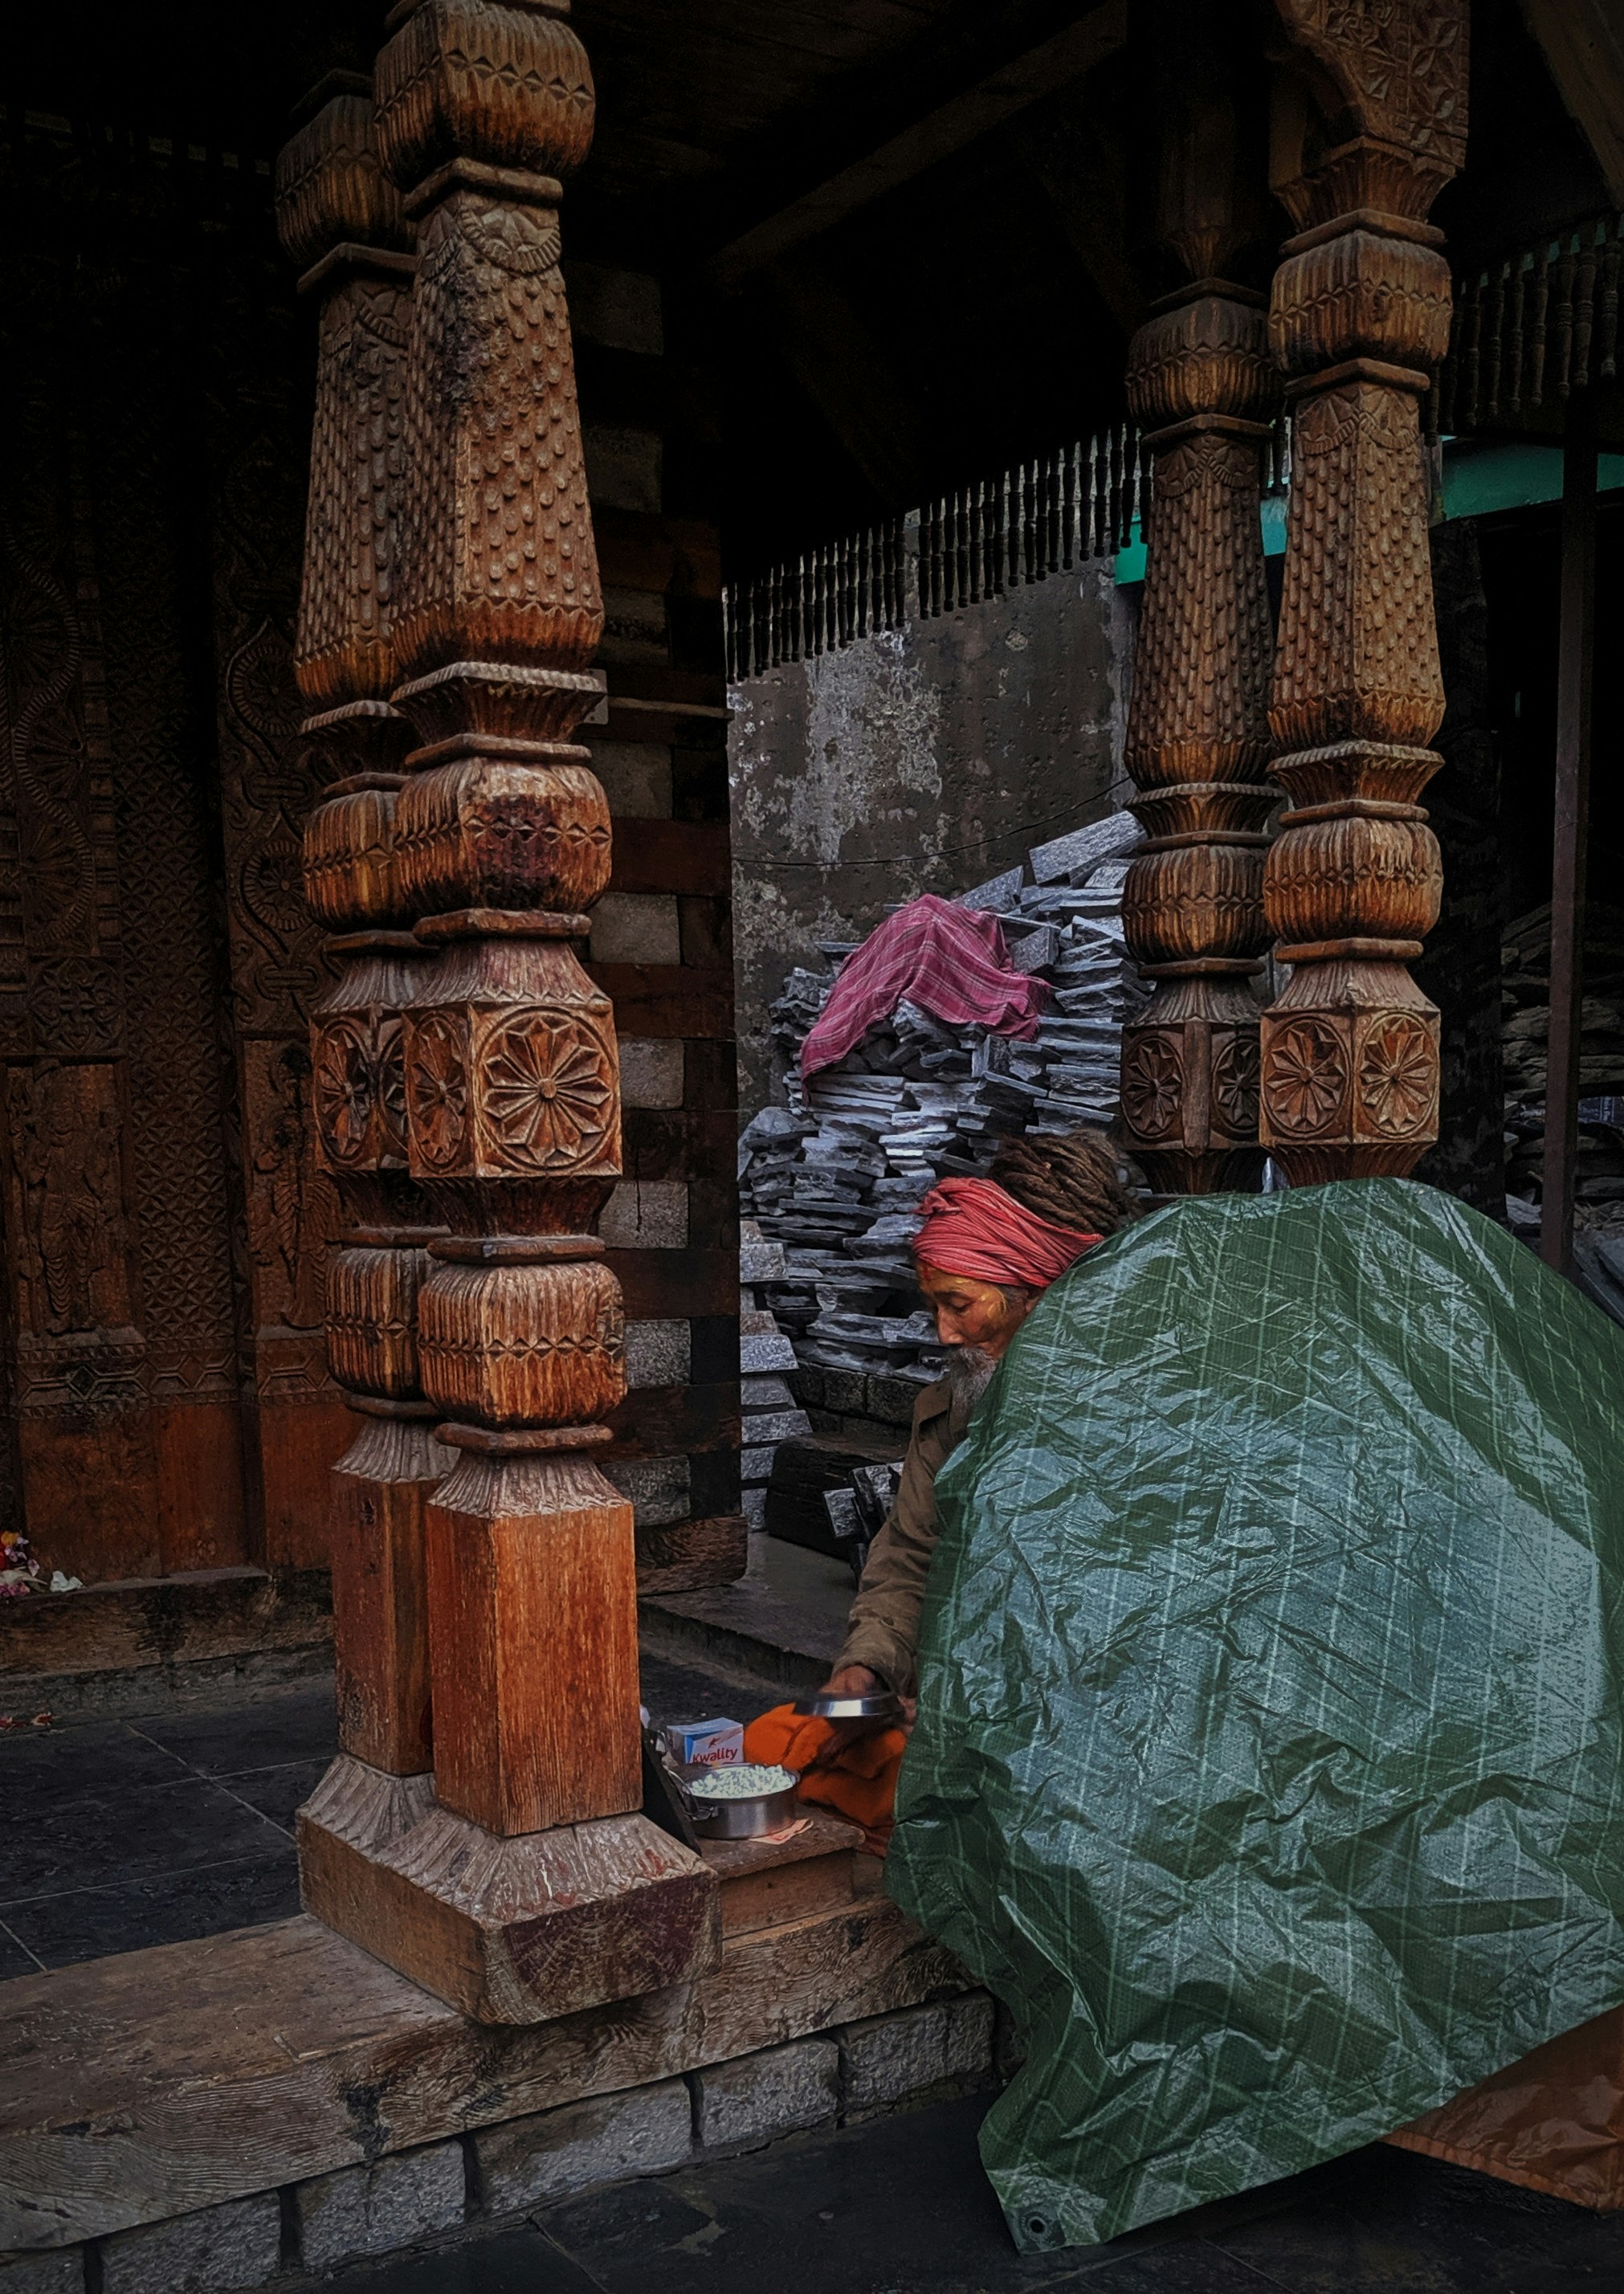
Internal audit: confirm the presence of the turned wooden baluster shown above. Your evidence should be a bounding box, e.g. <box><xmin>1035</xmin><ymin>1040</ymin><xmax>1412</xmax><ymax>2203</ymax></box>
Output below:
<box><xmin>292</xmin><ymin>0</ymin><xmax>716</xmax><ymax>2023</ymax></box>
<box><xmin>1120</xmin><ymin>284</ymin><xmax>1279</xmax><ymax>1191</ymax></box>
<box><xmin>1259</xmin><ymin>1</ymin><xmax>1468</xmax><ymax>1182</ymax></box>
<box><xmin>275</xmin><ymin>78</ymin><xmax>442</xmax><ymax>1798</ymax></box>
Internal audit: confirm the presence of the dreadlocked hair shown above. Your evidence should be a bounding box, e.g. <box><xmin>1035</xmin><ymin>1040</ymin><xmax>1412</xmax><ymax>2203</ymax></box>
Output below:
<box><xmin>987</xmin><ymin>1129</ymin><xmax>1140</xmax><ymax>1238</ymax></box>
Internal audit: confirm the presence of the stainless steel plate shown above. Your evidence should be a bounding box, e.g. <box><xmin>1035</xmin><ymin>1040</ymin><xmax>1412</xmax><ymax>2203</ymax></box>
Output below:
<box><xmin>792</xmin><ymin>1692</ymin><xmax>902</xmax><ymax>1722</ymax></box>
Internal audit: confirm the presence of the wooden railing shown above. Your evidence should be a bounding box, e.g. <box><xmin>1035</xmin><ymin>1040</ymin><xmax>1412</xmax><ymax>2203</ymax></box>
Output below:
<box><xmin>724</xmin><ymin>421</ymin><xmax>1293</xmax><ymax>680</ymax></box>
<box><xmin>1437</xmin><ymin>211</ymin><xmax>1624</xmax><ymax>431</ymax></box>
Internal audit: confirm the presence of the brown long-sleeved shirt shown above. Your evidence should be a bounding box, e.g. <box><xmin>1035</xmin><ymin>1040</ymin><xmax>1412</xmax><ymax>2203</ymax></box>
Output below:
<box><xmin>834</xmin><ymin>1374</ymin><xmax>965</xmax><ymax>1693</ymax></box>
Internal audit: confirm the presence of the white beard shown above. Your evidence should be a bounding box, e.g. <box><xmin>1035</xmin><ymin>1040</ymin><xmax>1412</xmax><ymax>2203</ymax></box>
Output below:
<box><xmin>945</xmin><ymin>1345</ymin><xmax>998</xmax><ymax>1416</ymax></box>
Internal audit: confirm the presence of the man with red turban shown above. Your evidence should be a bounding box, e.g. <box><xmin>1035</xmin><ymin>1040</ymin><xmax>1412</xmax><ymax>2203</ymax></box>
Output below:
<box><xmin>822</xmin><ymin>1129</ymin><xmax>1137</xmax><ymax>1708</ymax></box>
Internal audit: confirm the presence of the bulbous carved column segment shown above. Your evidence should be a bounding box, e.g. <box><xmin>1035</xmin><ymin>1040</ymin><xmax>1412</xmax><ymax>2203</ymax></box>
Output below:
<box><xmin>285</xmin><ymin>0</ymin><xmax>718</xmax><ymax>2022</ymax></box>
<box><xmin>1119</xmin><ymin>285</ymin><xmax>1279</xmax><ymax>1193</ymax></box>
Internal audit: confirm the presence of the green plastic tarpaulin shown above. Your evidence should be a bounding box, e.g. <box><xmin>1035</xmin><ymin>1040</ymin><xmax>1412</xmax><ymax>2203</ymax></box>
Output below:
<box><xmin>887</xmin><ymin>1180</ymin><xmax>1624</xmax><ymax>2251</ymax></box>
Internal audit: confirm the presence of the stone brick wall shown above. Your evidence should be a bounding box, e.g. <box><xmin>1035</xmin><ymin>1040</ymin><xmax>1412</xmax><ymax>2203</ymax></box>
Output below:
<box><xmin>729</xmin><ymin>561</ymin><xmax>1136</xmax><ymax>1118</ymax></box>
<box><xmin>10</xmin><ymin>1997</ymin><xmax>1000</xmax><ymax>2292</ymax></box>
<box><xmin>570</xmin><ymin>260</ymin><xmax>744</xmax><ymax>1591</ymax></box>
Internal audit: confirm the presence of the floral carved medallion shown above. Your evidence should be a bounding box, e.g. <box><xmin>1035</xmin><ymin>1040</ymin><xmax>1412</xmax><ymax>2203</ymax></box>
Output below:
<box><xmin>1263</xmin><ymin>1018</ymin><xmax>1348</xmax><ymax>1138</ymax></box>
<box><xmin>313</xmin><ymin>1017</ymin><xmax>376</xmax><ymax>1169</ymax></box>
<box><xmin>478</xmin><ymin>1010</ymin><xmax>614</xmax><ymax>1174</ymax></box>
<box><xmin>1357</xmin><ymin>1014</ymin><xmax>1436</xmax><ymax>1137</ymax></box>
<box><xmin>1121</xmin><ymin>1031</ymin><xmax>1184</xmax><ymax>1142</ymax></box>
<box><xmin>1212</xmin><ymin>1031</ymin><xmax>1261</xmax><ymax>1137</ymax></box>
<box><xmin>406</xmin><ymin>1011</ymin><xmax>470</xmax><ymax>1171</ymax></box>
<box><xmin>375</xmin><ymin>1013</ymin><xmax>409</xmax><ymax>1164</ymax></box>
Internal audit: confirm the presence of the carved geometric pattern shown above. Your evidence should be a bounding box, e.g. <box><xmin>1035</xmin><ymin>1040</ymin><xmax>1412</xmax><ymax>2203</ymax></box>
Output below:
<box><xmin>1270</xmin><ymin>385</ymin><xmax>1445</xmax><ymax>757</ymax></box>
<box><xmin>392</xmin><ymin>190</ymin><xmax>603</xmax><ymax>678</ymax></box>
<box><xmin>1271</xmin><ymin>0</ymin><xmax>1469</xmax><ymax>172</ymax></box>
<box><xmin>415</xmin><ymin>1255</ymin><xmax>626</xmax><ymax>1428</ymax></box>
<box><xmin>404</xmin><ymin>1008</ymin><xmax>470</xmax><ymax>1172</ymax></box>
<box><xmin>1120</xmin><ymin>1031</ymin><xmax>1185</xmax><ymax>1144</ymax></box>
<box><xmin>1263</xmin><ymin>1018</ymin><xmax>1349</xmax><ymax>1139</ymax></box>
<box><xmin>296</xmin><ymin>276</ymin><xmax>412</xmax><ymax>709</ymax></box>
<box><xmin>1125</xmin><ymin>431</ymin><xmax>1275</xmax><ymax>785</ymax></box>
<box><xmin>1264</xmin><ymin>814</ymin><xmax>1442</xmax><ymax>945</ymax></box>
<box><xmin>324</xmin><ymin>1241</ymin><xmax>430</xmax><ymax>1400</ymax></box>
<box><xmin>0</xmin><ymin>236</ymin><xmax>249</xmax><ymax>1590</ymax></box>
<box><xmin>391</xmin><ymin>757</ymin><xmax>611</xmax><ymax>913</ymax></box>
<box><xmin>1123</xmin><ymin>847</ymin><xmax>1271</xmax><ymax>966</ymax></box>
<box><xmin>479</xmin><ymin>1010</ymin><xmax>614</xmax><ymax>1174</ymax></box>
<box><xmin>1357</xmin><ymin>1014</ymin><xmax>1437</xmax><ymax>1137</ymax></box>
<box><xmin>1</xmin><ymin>1063</ymin><xmax>133</xmax><ymax>1338</ymax></box>
<box><xmin>1212</xmin><ymin>1031</ymin><xmax>1261</xmax><ymax>1136</ymax></box>
<box><xmin>314</xmin><ymin>1015</ymin><xmax>378</xmax><ymax>1170</ymax></box>
<box><xmin>374</xmin><ymin>1</ymin><xmax>596</xmax><ymax>187</ymax></box>
<box><xmin>0</xmin><ymin>500</ymin><xmax>98</xmax><ymax>956</ymax></box>
<box><xmin>376</xmin><ymin>1011</ymin><xmax>410</xmax><ymax>1163</ymax></box>
<box><xmin>303</xmin><ymin>782</ymin><xmax>404</xmax><ymax>932</ymax></box>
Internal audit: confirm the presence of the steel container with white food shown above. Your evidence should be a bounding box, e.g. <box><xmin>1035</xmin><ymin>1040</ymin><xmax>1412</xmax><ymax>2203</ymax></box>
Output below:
<box><xmin>683</xmin><ymin>1763</ymin><xmax>800</xmax><ymax>1839</ymax></box>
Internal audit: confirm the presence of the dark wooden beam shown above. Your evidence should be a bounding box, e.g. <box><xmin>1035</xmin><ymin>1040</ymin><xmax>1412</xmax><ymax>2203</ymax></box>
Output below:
<box><xmin>1518</xmin><ymin>0</ymin><xmax>1624</xmax><ymax>210</ymax></box>
<box><xmin>1540</xmin><ymin>382</ymin><xmax>1599</xmax><ymax>1276</ymax></box>
<box><xmin>709</xmin><ymin>0</ymin><xmax>1128</xmax><ymax>291</ymax></box>
<box><xmin>757</xmin><ymin>255</ymin><xmax>927</xmax><ymax>504</ymax></box>
<box><xmin>1022</xmin><ymin>100</ymin><xmax>1145</xmax><ymax>337</ymax></box>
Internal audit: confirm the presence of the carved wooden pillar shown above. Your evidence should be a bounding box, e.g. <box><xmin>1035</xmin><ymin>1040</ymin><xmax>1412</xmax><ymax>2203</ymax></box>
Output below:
<box><xmin>295</xmin><ymin>0</ymin><xmax>717</xmax><ymax>2023</ymax></box>
<box><xmin>1259</xmin><ymin>3</ymin><xmax>1467</xmax><ymax>1181</ymax></box>
<box><xmin>275</xmin><ymin>80</ymin><xmax>441</xmax><ymax>1796</ymax></box>
<box><xmin>1117</xmin><ymin>18</ymin><xmax>1278</xmax><ymax>1194</ymax></box>
<box><xmin>1120</xmin><ymin>288</ymin><xmax>1278</xmax><ymax>1190</ymax></box>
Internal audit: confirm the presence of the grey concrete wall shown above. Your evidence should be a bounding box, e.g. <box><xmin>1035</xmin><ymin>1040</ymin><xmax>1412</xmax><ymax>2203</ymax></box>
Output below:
<box><xmin>728</xmin><ymin>554</ymin><xmax>1134</xmax><ymax>1116</ymax></box>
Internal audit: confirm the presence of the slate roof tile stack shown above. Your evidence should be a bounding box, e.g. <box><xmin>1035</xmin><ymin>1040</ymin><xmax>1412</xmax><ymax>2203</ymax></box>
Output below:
<box><xmin>737</xmin><ymin>1222</ymin><xmax>811</xmax><ymax>1531</ymax></box>
<box><xmin>739</xmin><ymin>812</ymin><xmax>1147</xmax><ymax>1440</ymax></box>
<box><xmin>1501</xmin><ymin>902</ymin><xmax>1624</xmax><ymax>1246</ymax></box>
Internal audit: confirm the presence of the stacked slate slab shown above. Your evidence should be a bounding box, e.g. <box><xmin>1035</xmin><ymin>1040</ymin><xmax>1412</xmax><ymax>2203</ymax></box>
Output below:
<box><xmin>1501</xmin><ymin>901</ymin><xmax>1624</xmax><ymax>1248</ymax></box>
<box><xmin>738</xmin><ymin>1220</ymin><xmax>812</xmax><ymax>1530</ymax></box>
<box><xmin>739</xmin><ymin>812</ymin><xmax>1146</xmax><ymax>1464</ymax></box>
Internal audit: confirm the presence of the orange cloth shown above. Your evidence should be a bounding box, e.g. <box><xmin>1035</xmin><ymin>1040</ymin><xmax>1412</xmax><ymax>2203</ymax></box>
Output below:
<box><xmin>745</xmin><ymin>1704</ymin><xmax>906</xmax><ymax>1855</ymax></box>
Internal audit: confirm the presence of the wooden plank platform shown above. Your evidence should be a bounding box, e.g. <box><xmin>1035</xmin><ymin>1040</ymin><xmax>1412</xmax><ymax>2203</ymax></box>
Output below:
<box><xmin>698</xmin><ymin>1806</ymin><xmax>865</xmax><ymax>1934</ymax></box>
<box><xmin>0</xmin><ymin>1875</ymin><xmax>957</xmax><ymax>2251</ymax></box>
<box><xmin>1</xmin><ymin>1568</ymin><xmax>333</xmax><ymax>1716</ymax></box>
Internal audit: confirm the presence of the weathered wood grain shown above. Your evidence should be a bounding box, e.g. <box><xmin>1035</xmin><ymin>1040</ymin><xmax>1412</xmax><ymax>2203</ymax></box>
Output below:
<box><xmin>0</xmin><ymin>1567</ymin><xmax>330</xmax><ymax>1688</ymax></box>
<box><xmin>700</xmin><ymin>1807</ymin><xmax>863</xmax><ymax>1935</ymax></box>
<box><xmin>424</xmin><ymin>1452</ymin><xmax>641</xmax><ymax>1835</ymax></box>
<box><xmin>0</xmin><ymin>1896</ymin><xmax>961</xmax><ymax>2250</ymax></box>
<box><xmin>329</xmin><ymin>1421</ymin><xmax>440</xmax><ymax>1774</ymax></box>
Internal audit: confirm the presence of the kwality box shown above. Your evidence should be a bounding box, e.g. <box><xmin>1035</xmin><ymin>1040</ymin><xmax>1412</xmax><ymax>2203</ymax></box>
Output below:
<box><xmin>665</xmin><ymin>1717</ymin><xmax>744</xmax><ymax>1768</ymax></box>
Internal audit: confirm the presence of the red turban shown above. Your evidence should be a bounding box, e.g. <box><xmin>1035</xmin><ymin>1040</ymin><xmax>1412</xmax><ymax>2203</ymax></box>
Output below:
<box><xmin>912</xmin><ymin>1176</ymin><xmax>1100</xmax><ymax>1291</ymax></box>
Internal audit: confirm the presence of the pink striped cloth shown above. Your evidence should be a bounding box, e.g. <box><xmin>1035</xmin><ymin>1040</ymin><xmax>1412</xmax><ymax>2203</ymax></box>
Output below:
<box><xmin>800</xmin><ymin>894</ymin><xmax>1048</xmax><ymax>1079</ymax></box>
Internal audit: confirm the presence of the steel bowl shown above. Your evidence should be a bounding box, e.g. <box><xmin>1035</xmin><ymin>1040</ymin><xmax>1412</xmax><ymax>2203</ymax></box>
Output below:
<box><xmin>685</xmin><ymin>1774</ymin><xmax>801</xmax><ymax>1839</ymax></box>
<box><xmin>792</xmin><ymin>1691</ymin><xmax>901</xmax><ymax>1722</ymax></box>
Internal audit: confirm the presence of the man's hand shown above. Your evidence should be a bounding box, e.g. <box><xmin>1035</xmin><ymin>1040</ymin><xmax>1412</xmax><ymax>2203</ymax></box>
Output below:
<box><xmin>819</xmin><ymin>1663</ymin><xmax>881</xmax><ymax>1700</ymax></box>
<box><xmin>811</xmin><ymin>1663</ymin><xmax>883</xmax><ymax>1753</ymax></box>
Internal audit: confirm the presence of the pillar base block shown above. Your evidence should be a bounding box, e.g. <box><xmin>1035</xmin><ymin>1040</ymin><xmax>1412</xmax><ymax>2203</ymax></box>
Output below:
<box><xmin>298</xmin><ymin>1751</ymin><xmax>720</xmax><ymax>2024</ymax></box>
